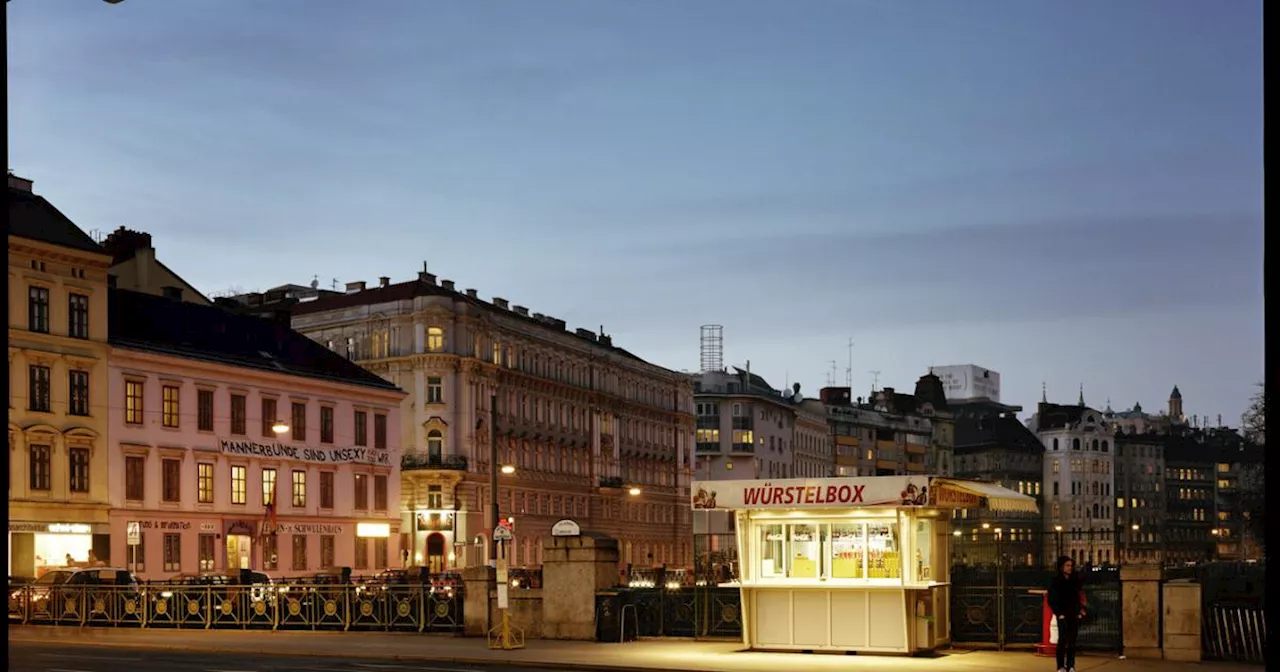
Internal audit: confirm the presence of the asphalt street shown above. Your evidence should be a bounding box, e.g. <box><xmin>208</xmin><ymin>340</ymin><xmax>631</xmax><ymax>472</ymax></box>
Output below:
<box><xmin>8</xmin><ymin>642</ymin><xmax>563</xmax><ymax>672</ymax></box>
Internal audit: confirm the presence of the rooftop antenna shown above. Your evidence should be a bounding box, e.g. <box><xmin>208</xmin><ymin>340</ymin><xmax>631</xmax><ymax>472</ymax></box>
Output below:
<box><xmin>310</xmin><ymin>275</ymin><xmax>319</xmax><ymax>290</ymax></box>
<box><xmin>845</xmin><ymin>337</ymin><xmax>854</xmax><ymax>388</ymax></box>
<box><xmin>869</xmin><ymin>370</ymin><xmax>881</xmax><ymax>392</ymax></box>
<box><xmin>1042</xmin><ymin>382</ymin><xmax>1048</xmax><ymax>403</ymax></box>
<box><xmin>331</xmin><ymin>278</ymin><xmax>340</xmax><ymax>290</ymax></box>
<box><xmin>829</xmin><ymin>360</ymin><xmax>838</xmax><ymax>388</ymax></box>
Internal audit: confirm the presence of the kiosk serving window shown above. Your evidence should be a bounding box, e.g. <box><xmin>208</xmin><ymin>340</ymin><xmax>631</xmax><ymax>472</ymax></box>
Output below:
<box><xmin>751</xmin><ymin>516</ymin><xmax>904</xmax><ymax>583</ymax></box>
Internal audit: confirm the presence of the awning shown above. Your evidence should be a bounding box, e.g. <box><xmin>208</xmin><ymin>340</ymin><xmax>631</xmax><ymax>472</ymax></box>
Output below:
<box><xmin>929</xmin><ymin>478</ymin><xmax>1039</xmax><ymax>514</ymax></box>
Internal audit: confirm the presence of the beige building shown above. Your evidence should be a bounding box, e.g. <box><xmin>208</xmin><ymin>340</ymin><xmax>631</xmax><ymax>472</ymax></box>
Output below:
<box><xmin>8</xmin><ymin>174</ymin><xmax>114</xmax><ymax>576</ymax></box>
<box><xmin>823</xmin><ymin>372</ymin><xmax>955</xmax><ymax>480</ymax></box>
<box><xmin>101</xmin><ymin>227</ymin><xmax>211</xmax><ymax>304</ymax></box>
<box><xmin>261</xmin><ymin>271</ymin><xmax>695</xmax><ymax>572</ymax></box>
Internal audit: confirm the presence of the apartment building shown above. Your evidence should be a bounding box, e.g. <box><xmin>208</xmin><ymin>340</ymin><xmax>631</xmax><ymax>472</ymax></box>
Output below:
<box><xmin>1113</xmin><ymin>431</ymin><xmax>1166</xmax><ymax>564</ymax></box>
<box><xmin>1030</xmin><ymin>397</ymin><xmax>1116</xmax><ymax>566</ymax></box>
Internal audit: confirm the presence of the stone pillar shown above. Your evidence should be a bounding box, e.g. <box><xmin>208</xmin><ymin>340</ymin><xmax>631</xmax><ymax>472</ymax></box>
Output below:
<box><xmin>540</xmin><ymin>534</ymin><xmax>620</xmax><ymax>640</ymax></box>
<box><xmin>1120</xmin><ymin>564</ymin><xmax>1162</xmax><ymax>659</ymax></box>
<box><xmin>461</xmin><ymin>565</ymin><xmax>495</xmax><ymax>636</ymax></box>
<box><xmin>1163</xmin><ymin>579</ymin><xmax>1202</xmax><ymax>662</ymax></box>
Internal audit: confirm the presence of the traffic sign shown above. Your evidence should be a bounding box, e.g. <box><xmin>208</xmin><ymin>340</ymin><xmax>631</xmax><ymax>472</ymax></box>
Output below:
<box><xmin>126</xmin><ymin>521</ymin><xmax>141</xmax><ymax>546</ymax></box>
<box><xmin>494</xmin><ymin>526</ymin><xmax>513</xmax><ymax>542</ymax></box>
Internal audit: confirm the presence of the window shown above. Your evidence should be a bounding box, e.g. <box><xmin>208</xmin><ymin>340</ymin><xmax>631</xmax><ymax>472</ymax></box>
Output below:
<box><xmin>230</xmin><ymin>394</ymin><xmax>246</xmax><ymax>435</ymax></box>
<box><xmin>230</xmin><ymin>465</ymin><xmax>246</xmax><ymax>504</ymax></box>
<box><xmin>199</xmin><ymin>534</ymin><xmax>216</xmax><ymax>571</ymax></box>
<box><xmin>261</xmin><ymin>398</ymin><xmax>278</xmax><ymax>437</ymax></box>
<box><xmin>374</xmin><ymin>475</ymin><xmax>388</xmax><ymax>511</ymax></box>
<box><xmin>68</xmin><ymin>293</ymin><xmax>89</xmax><ymax>339</ymax></box>
<box><xmin>162</xmin><ymin>458</ymin><xmax>181</xmax><ymax>502</ymax></box>
<box><xmin>1053</xmin><ymin>438</ymin><xmax>1059</xmax><ymax>451</ymax></box>
<box><xmin>374</xmin><ymin>414</ymin><xmax>387</xmax><ymax>449</ymax></box>
<box><xmin>354</xmin><ymin>411</ymin><xmax>368</xmax><ymax>446</ymax></box>
<box><xmin>427</xmin><ymin>430</ymin><xmax>443</xmax><ymax>460</ymax></box>
<box><xmin>354</xmin><ymin>474</ymin><xmax>368</xmax><ymax>510</ymax></box>
<box><xmin>321</xmin><ymin>535</ymin><xmax>336</xmax><ymax>569</ymax></box>
<box><xmin>262</xmin><ymin>468</ymin><xmax>277</xmax><ymax>507</ymax></box>
<box><xmin>197</xmin><ymin>390</ymin><xmax>214</xmax><ymax>432</ymax></box>
<box><xmin>320</xmin><ymin>472</ymin><xmax>335</xmax><ymax>509</ymax></box>
<box><xmin>1072</xmin><ymin>438</ymin><xmax>1081</xmax><ymax>451</ymax></box>
<box><xmin>291</xmin><ymin>402</ymin><xmax>307</xmax><ymax>441</ymax></box>
<box><xmin>291</xmin><ymin>470</ymin><xmax>307</xmax><ymax>507</ymax></box>
<box><xmin>162</xmin><ymin>385</ymin><xmax>180</xmax><ymax>428</ymax></box>
<box><xmin>492</xmin><ymin>340</ymin><xmax>502</xmax><ymax>365</ymax></box>
<box><xmin>68</xmin><ymin>370</ymin><xmax>90</xmax><ymax>416</ymax></box>
<box><xmin>28</xmin><ymin>365</ymin><xmax>51</xmax><ymax>412</ymax></box>
<box><xmin>29</xmin><ymin>445</ymin><xmax>51</xmax><ymax>491</ymax></box>
<box><xmin>69</xmin><ymin>447</ymin><xmax>90</xmax><ymax>493</ymax></box>
<box><xmin>320</xmin><ymin>406</ymin><xmax>334</xmax><ymax>443</ymax></box>
<box><xmin>427</xmin><ymin>326</ymin><xmax>444</xmax><ymax>352</ymax></box>
<box><xmin>28</xmin><ymin>286</ymin><xmax>50</xmax><ymax>333</ymax></box>
<box><xmin>427</xmin><ymin>484</ymin><xmax>443</xmax><ymax>509</ymax></box>
<box><xmin>292</xmin><ymin>535</ymin><xmax>307</xmax><ymax>571</ymax></box>
<box><xmin>125</xmin><ymin>456</ymin><xmax>145</xmax><ymax>501</ymax></box>
<box><xmin>263</xmin><ymin>535</ymin><xmax>278</xmax><ymax>570</ymax></box>
<box><xmin>163</xmin><ymin>534</ymin><xmax>181</xmax><ymax>573</ymax></box>
<box><xmin>125</xmin><ymin>380</ymin><xmax>144</xmax><ymax>425</ymax></box>
<box><xmin>374</xmin><ymin>537</ymin><xmax>388</xmax><ymax>569</ymax></box>
<box><xmin>198</xmin><ymin>463</ymin><xmax>214</xmax><ymax>503</ymax></box>
<box><xmin>427</xmin><ymin>377</ymin><xmax>444</xmax><ymax>404</ymax></box>
<box><xmin>355</xmin><ymin>539</ymin><xmax>369</xmax><ymax>569</ymax></box>
<box><xmin>1053</xmin><ymin>482</ymin><xmax>1059</xmax><ymax>496</ymax></box>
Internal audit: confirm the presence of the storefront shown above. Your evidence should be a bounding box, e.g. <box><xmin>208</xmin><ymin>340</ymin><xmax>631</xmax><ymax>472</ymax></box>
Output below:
<box><xmin>403</xmin><ymin>509</ymin><xmax>457</xmax><ymax>572</ymax></box>
<box><xmin>8</xmin><ymin>521</ymin><xmax>110</xmax><ymax>578</ymax></box>
<box><xmin>691</xmin><ymin>475</ymin><xmax>1036</xmax><ymax>654</ymax></box>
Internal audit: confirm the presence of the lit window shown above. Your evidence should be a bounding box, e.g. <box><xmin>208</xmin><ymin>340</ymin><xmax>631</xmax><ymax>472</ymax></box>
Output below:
<box><xmin>427</xmin><ymin>327</ymin><xmax>444</xmax><ymax>352</ymax></box>
<box><xmin>162</xmin><ymin>385</ymin><xmax>180</xmax><ymax>428</ymax></box>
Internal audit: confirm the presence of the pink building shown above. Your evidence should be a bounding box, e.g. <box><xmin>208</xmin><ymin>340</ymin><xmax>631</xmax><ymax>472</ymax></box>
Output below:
<box><xmin>107</xmin><ymin>288</ymin><xmax>405</xmax><ymax>580</ymax></box>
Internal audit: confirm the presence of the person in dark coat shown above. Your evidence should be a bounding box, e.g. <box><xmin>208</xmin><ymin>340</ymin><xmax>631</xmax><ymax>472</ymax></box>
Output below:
<box><xmin>1047</xmin><ymin>555</ymin><xmax>1087</xmax><ymax>672</ymax></box>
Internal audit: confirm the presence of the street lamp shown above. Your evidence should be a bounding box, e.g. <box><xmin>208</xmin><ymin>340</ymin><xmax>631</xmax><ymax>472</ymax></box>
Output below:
<box><xmin>501</xmin><ymin>464</ymin><xmax>515</xmax><ymax>475</ymax></box>
<box><xmin>486</xmin><ymin>393</ymin><xmax>517</xmax><ymax>565</ymax></box>
<box><xmin>1054</xmin><ymin>524</ymin><xmax>1064</xmax><ymax>562</ymax></box>
<box><xmin>271</xmin><ymin>420</ymin><xmax>290</xmax><ymax>434</ymax></box>
<box><xmin>628</xmin><ymin>486</ymin><xmax>642</xmax><ymax>497</ymax></box>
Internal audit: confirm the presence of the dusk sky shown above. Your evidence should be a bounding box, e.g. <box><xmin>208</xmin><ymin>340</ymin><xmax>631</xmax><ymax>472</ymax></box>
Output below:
<box><xmin>8</xmin><ymin>1</ymin><xmax>1263</xmax><ymax>423</ymax></box>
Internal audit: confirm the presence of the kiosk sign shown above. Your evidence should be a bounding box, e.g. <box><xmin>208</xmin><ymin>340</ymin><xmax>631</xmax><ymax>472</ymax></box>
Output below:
<box><xmin>691</xmin><ymin>476</ymin><xmax>931</xmax><ymax>511</ymax></box>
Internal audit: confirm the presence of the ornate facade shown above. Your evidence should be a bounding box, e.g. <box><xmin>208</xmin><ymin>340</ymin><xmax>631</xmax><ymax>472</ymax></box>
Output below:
<box><xmin>280</xmin><ymin>272</ymin><xmax>695</xmax><ymax>572</ymax></box>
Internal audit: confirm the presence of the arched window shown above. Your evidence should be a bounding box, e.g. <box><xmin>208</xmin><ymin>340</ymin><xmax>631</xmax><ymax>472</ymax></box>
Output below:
<box><xmin>1053</xmin><ymin>438</ymin><xmax>1059</xmax><ymax>451</ymax></box>
<box><xmin>427</xmin><ymin>326</ymin><xmax>445</xmax><ymax>352</ymax></box>
<box><xmin>1072</xmin><ymin>438</ymin><xmax>1081</xmax><ymax>451</ymax></box>
<box><xmin>1092</xmin><ymin>439</ymin><xmax>1099</xmax><ymax>451</ymax></box>
<box><xmin>1101</xmin><ymin>440</ymin><xmax>1109</xmax><ymax>453</ymax></box>
<box><xmin>427</xmin><ymin>430</ymin><xmax>443</xmax><ymax>460</ymax></box>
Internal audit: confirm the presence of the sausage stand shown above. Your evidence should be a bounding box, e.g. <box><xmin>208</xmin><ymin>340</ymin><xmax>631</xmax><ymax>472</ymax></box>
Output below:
<box><xmin>691</xmin><ymin>475</ymin><xmax>1037</xmax><ymax>654</ymax></box>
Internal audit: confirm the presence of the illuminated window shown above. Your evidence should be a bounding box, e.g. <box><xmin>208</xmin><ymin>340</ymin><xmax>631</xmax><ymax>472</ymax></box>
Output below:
<box><xmin>427</xmin><ymin>327</ymin><xmax>444</xmax><ymax>352</ymax></box>
<box><xmin>262</xmin><ymin>468</ymin><xmax>277</xmax><ymax>506</ymax></box>
<box><xmin>198</xmin><ymin>463</ymin><xmax>214</xmax><ymax>503</ymax></box>
<box><xmin>162</xmin><ymin>385</ymin><xmax>180</xmax><ymax>428</ymax></box>
<box><xmin>125</xmin><ymin>380</ymin><xmax>144</xmax><ymax>425</ymax></box>
<box><xmin>493</xmin><ymin>341</ymin><xmax>502</xmax><ymax>365</ymax></box>
<box><xmin>1116</xmin><ymin>498</ymin><xmax>1124</xmax><ymax>508</ymax></box>
<box><xmin>291</xmin><ymin>470</ymin><xmax>306</xmax><ymax>507</ymax></box>
<box><xmin>695</xmin><ymin>428</ymin><xmax>719</xmax><ymax>443</ymax></box>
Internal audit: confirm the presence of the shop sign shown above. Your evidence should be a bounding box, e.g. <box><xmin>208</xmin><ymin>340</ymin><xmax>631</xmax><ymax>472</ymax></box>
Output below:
<box><xmin>138</xmin><ymin>520</ymin><xmax>192</xmax><ymax>530</ymax></box>
<box><xmin>199</xmin><ymin>522</ymin><xmax>218</xmax><ymax>532</ymax></box>
<box><xmin>224</xmin><ymin>520</ymin><xmax>257</xmax><ymax>537</ymax></box>
<box><xmin>930</xmin><ymin>485</ymin><xmax>983</xmax><ymax>508</ymax></box>
<box><xmin>551</xmin><ymin>519</ymin><xmax>581</xmax><ymax>537</ymax></box>
<box><xmin>219</xmin><ymin>439</ymin><xmax>391</xmax><ymax>466</ymax></box>
<box><xmin>415</xmin><ymin>512</ymin><xmax>454</xmax><ymax>532</ymax></box>
<box><xmin>274</xmin><ymin>523</ymin><xmax>344</xmax><ymax>535</ymax></box>
<box><xmin>8</xmin><ymin>522</ymin><xmax>93</xmax><ymax>534</ymax></box>
<box><xmin>690</xmin><ymin>476</ymin><xmax>931</xmax><ymax>511</ymax></box>
<box><xmin>356</xmin><ymin>522</ymin><xmax>390</xmax><ymax>538</ymax></box>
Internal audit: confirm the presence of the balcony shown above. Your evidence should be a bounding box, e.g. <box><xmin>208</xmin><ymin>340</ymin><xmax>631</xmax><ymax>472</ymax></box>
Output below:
<box><xmin>599</xmin><ymin>476</ymin><xmax>624</xmax><ymax>489</ymax></box>
<box><xmin>835</xmin><ymin>435</ymin><xmax>860</xmax><ymax>448</ymax></box>
<box><xmin>696</xmin><ymin>442</ymin><xmax>721</xmax><ymax>453</ymax></box>
<box><xmin>730</xmin><ymin>443</ymin><xmax>755</xmax><ymax>455</ymax></box>
<box><xmin>401</xmin><ymin>453</ymin><xmax>468</xmax><ymax>471</ymax></box>
<box><xmin>905</xmin><ymin>442</ymin><xmax>927</xmax><ymax>455</ymax></box>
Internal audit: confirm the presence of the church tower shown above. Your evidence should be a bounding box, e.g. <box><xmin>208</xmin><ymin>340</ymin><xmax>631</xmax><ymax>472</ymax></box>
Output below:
<box><xmin>1168</xmin><ymin>386</ymin><xmax>1184</xmax><ymax>422</ymax></box>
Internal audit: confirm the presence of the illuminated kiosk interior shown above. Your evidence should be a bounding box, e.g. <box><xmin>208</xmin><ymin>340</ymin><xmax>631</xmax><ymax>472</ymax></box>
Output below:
<box><xmin>691</xmin><ymin>475</ymin><xmax>1037</xmax><ymax>654</ymax></box>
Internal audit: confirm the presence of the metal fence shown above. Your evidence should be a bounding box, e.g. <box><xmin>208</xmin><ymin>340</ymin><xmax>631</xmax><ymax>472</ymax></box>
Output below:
<box><xmin>8</xmin><ymin>582</ymin><xmax>464</xmax><ymax>632</ymax></box>
<box><xmin>1166</xmin><ymin>561</ymin><xmax>1266</xmax><ymax>664</ymax></box>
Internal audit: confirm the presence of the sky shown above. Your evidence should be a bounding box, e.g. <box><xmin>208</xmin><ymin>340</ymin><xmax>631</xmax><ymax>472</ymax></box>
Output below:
<box><xmin>8</xmin><ymin>0</ymin><xmax>1264</xmax><ymax>424</ymax></box>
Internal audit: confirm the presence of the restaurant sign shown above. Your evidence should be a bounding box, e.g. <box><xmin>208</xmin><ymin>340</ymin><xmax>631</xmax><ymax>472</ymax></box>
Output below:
<box><xmin>691</xmin><ymin>476</ymin><xmax>931</xmax><ymax>511</ymax></box>
<box><xmin>219</xmin><ymin>439</ymin><xmax>391</xmax><ymax>466</ymax></box>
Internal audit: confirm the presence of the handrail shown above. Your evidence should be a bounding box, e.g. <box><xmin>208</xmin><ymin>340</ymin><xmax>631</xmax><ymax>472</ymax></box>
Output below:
<box><xmin>619</xmin><ymin>603</ymin><xmax>637</xmax><ymax>643</ymax></box>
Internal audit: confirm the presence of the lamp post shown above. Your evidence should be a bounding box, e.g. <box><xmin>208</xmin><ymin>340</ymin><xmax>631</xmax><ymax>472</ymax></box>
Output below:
<box><xmin>1054</xmin><ymin>524</ymin><xmax>1064</xmax><ymax>562</ymax></box>
<box><xmin>489</xmin><ymin>392</ymin><xmax>499</xmax><ymax>566</ymax></box>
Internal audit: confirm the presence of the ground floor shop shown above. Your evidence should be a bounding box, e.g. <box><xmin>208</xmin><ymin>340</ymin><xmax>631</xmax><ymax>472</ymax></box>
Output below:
<box><xmin>9</xmin><ymin>502</ymin><xmax>112</xmax><ymax>579</ymax></box>
<box><xmin>107</xmin><ymin>512</ymin><xmax>401</xmax><ymax>580</ymax></box>
<box><xmin>402</xmin><ymin>509</ymin><xmax>459</xmax><ymax>572</ymax></box>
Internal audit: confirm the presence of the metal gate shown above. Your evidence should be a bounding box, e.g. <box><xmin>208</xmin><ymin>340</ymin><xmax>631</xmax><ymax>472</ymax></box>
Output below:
<box><xmin>950</xmin><ymin>564</ymin><xmax>1121</xmax><ymax>651</ymax></box>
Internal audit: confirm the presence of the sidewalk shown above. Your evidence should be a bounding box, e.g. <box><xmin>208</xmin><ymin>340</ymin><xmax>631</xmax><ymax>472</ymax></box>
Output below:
<box><xmin>7</xmin><ymin>626</ymin><xmax>1255</xmax><ymax>672</ymax></box>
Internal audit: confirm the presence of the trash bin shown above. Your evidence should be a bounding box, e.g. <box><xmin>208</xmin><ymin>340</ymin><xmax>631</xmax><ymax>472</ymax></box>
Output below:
<box><xmin>596</xmin><ymin>591</ymin><xmax>622</xmax><ymax>642</ymax></box>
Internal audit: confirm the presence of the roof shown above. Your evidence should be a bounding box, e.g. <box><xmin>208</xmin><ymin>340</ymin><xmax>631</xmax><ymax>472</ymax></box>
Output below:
<box><xmin>108</xmin><ymin>288</ymin><xmax>401</xmax><ymax>393</ymax></box>
<box><xmin>955</xmin><ymin>415</ymin><xmax>1043</xmax><ymax>455</ymax></box>
<box><xmin>1033</xmin><ymin>402</ymin><xmax>1089</xmax><ymax>430</ymax></box>
<box><xmin>285</xmin><ymin>278</ymin><xmax>654</xmax><ymax>366</ymax></box>
<box><xmin>7</xmin><ymin>186</ymin><xmax>109</xmax><ymax>255</ymax></box>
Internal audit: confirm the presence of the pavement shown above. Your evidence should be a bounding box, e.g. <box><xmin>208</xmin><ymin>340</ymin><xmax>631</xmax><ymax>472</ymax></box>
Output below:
<box><xmin>7</xmin><ymin>626</ymin><xmax>1259</xmax><ymax>672</ymax></box>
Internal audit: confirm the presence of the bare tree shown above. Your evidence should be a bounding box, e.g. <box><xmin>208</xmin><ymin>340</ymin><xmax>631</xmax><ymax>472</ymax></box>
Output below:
<box><xmin>1241</xmin><ymin>382</ymin><xmax>1265</xmax><ymax>445</ymax></box>
<box><xmin>1238</xmin><ymin>382</ymin><xmax>1265</xmax><ymax>555</ymax></box>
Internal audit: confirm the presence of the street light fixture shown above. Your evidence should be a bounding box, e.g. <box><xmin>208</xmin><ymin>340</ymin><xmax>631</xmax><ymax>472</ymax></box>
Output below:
<box><xmin>271</xmin><ymin>420</ymin><xmax>290</xmax><ymax>434</ymax></box>
<box><xmin>628</xmin><ymin>487</ymin><xmax>642</xmax><ymax>497</ymax></box>
<box><xmin>501</xmin><ymin>464</ymin><xmax>516</xmax><ymax>475</ymax></box>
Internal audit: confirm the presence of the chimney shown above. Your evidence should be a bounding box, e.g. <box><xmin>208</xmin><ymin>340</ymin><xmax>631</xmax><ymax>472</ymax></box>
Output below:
<box><xmin>513</xmin><ymin>305</ymin><xmax>529</xmax><ymax>316</ymax></box>
<box><xmin>441</xmin><ymin>279</ymin><xmax>456</xmax><ymax>291</ymax></box>
<box><xmin>493</xmin><ymin>297</ymin><xmax>509</xmax><ymax>310</ymax></box>
<box><xmin>532</xmin><ymin>313</ymin><xmax>546</xmax><ymax>321</ymax></box>
<box><xmin>8</xmin><ymin>173</ymin><xmax>33</xmax><ymax>192</ymax></box>
<box><xmin>378</xmin><ymin>276</ymin><xmax>391</xmax><ymax>288</ymax></box>
<box><xmin>465</xmin><ymin>288</ymin><xmax>478</xmax><ymax>299</ymax></box>
<box><xmin>345</xmin><ymin>281</ymin><xmax>366</xmax><ymax>294</ymax></box>
<box><xmin>101</xmin><ymin>226</ymin><xmax>155</xmax><ymax>265</ymax></box>
<box><xmin>576</xmin><ymin>328</ymin><xmax>597</xmax><ymax>341</ymax></box>
<box><xmin>418</xmin><ymin>272</ymin><xmax>437</xmax><ymax>285</ymax></box>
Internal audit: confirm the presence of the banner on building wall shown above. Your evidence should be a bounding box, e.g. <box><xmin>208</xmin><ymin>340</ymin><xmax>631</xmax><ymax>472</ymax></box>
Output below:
<box><xmin>218</xmin><ymin>439</ymin><xmax>392</xmax><ymax>466</ymax></box>
<box><xmin>690</xmin><ymin>476</ymin><xmax>930</xmax><ymax>511</ymax></box>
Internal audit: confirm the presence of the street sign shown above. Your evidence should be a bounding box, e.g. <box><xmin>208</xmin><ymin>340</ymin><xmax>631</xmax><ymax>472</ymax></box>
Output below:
<box><xmin>494</xmin><ymin>526</ymin><xmax>513</xmax><ymax>542</ymax></box>
<box><xmin>551</xmin><ymin>519</ymin><xmax>581</xmax><ymax>537</ymax></box>
<box><xmin>126</xmin><ymin>521</ymin><xmax>140</xmax><ymax>546</ymax></box>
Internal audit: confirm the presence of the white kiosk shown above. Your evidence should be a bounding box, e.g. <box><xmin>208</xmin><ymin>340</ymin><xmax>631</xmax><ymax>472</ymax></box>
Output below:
<box><xmin>691</xmin><ymin>475</ymin><xmax>1036</xmax><ymax>654</ymax></box>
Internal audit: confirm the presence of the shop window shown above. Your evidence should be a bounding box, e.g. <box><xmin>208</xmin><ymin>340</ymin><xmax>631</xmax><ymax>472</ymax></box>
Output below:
<box><xmin>320</xmin><ymin>406</ymin><xmax>334</xmax><ymax>443</ymax></box>
<box><xmin>29</xmin><ymin>445</ymin><xmax>51</xmax><ymax>491</ymax></box>
<box><xmin>162</xmin><ymin>459</ymin><xmax>181</xmax><ymax>502</ymax></box>
<box><xmin>69</xmin><ymin>447</ymin><xmax>90</xmax><ymax>493</ymax></box>
<box><xmin>321</xmin><ymin>535</ymin><xmax>336</xmax><ymax>569</ymax></box>
<box><xmin>320</xmin><ymin>472</ymin><xmax>335</xmax><ymax>509</ymax></box>
<box><xmin>292</xmin><ymin>535</ymin><xmax>308</xmax><ymax>571</ymax></box>
<box><xmin>374</xmin><ymin>537</ymin><xmax>388</xmax><ymax>569</ymax></box>
<box><xmin>913</xmin><ymin>519</ymin><xmax>934</xmax><ymax>582</ymax></box>
<box><xmin>427</xmin><ymin>377</ymin><xmax>444</xmax><ymax>404</ymax></box>
<box><xmin>262</xmin><ymin>468</ymin><xmax>277</xmax><ymax>507</ymax></box>
<box><xmin>291</xmin><ymin>470</ymin><xmax>307</xmax><ymax>507</ymax></box>
<box><xmin>374</xmin><ymin>475</ymin><xmax>388</xmax><ymax>511</ymax></box>
<box><xmin>198</xmin><ymin>534</ymin><xmax>216</xmax><ymax>572</ymax></box>
<box><xmin>125</xmin><ymin>456</ymin><xmax>145</xmax><ymax>501</ymax></box>
<box><xmin>292</xmin><ymin>402</ymin><xmax>307</xmax><ymax>441</ymax></box>
<box><xmin>354</xmin><ymin>411</ymin><xmax>368</xmax><ymax>447</ymax></box>
<box><xmin>354</xmin><ymin>474</ymin><xmax>369</xmax><ymax>510</ymax></box>
<box><xmin>163</xmin><ymin>533</ymin><xmax>181</xmax><ymax>573</ymax></box>
<box><xmin>28</xmin><ymin>286</ymin><xmax>50</xmax><ymax>333</ymax></box>
<box><xmin>162</xmin><ymin>385</ymin><xmax>180</xmax><ymax>428</ymax></box>
<box><xmin>198</xmin><ymin>463</ymin><xmax>214</xmax><ymax>503</ymax></box>
<box><xmin>263</xmin><ymin>535</ymin><xmax>278</xmax><ymax>571</ymax></box>
<box><xmin>69</xmin><ymin>371</ymin><xmax>90</xmax><ymax>416</ymax></box>
<box><xmin>230</xmin><ymin>465</ymin><xmax>246</xmax><ymax>504</ymax></box>
<box><xmin>198</xmin><ymin>390</ymin><xmax>214</xmax><ymax>432</ymax></box>
<box><xmin>29</xmin><ymin>365</ymin><xmax>51</xmax><ymax>412</ymax></box>
<box><xmin>230</xmin><ymin>394</ymin><xmax>246</xmax><ymax>435</ymax></box>
<box><xmin>355</xmin><ymin>539</ymin><xmax>369</xmax><ymax>569</ymax></box>
<box><xmin>374</xmin><ymin>413</ymin><xmax>387</xmax><ymax>449</ymax></box>
<box><xmin>831</xmin><ymin>523</ymin><xmax>866</xmax><ymax>578</ymax></box>
<box><xmin>261</xmin><ymin>398</ymin><xmax>278</xmax><ymax>437</ymax></box>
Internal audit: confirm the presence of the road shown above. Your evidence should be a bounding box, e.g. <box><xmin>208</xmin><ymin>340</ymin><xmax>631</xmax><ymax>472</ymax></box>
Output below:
<box><xmin>8</xmin><ymin>641</ymin><xmax>559</xmax><ymax>672</ymax></box>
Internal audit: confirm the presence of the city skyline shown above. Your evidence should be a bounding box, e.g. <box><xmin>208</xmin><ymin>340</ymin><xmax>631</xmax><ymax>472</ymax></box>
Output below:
<box><xmin>8</xmin><ymin>0</ymin><xmax>1263</xmax><ymax>425</ymax></box>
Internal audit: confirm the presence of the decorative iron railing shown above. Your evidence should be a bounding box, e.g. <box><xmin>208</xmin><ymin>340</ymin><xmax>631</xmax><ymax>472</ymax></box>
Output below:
<box><xmin>401</xmin><ymin>454</ymin><xmax>468</xmax><ymax>471</ymax></box>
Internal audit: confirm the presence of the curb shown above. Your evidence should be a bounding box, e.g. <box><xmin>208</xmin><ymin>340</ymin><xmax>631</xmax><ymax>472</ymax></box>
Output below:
<box><xmin>8</xmin><ymin>635</ymin><xmax>711</xmax><ymax>672</ymax></box>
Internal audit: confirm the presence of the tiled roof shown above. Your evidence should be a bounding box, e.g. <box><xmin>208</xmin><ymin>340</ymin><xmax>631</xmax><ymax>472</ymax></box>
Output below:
<box><xmin>109</xmin><ymin>288</ymin><xmax>400</xmax><ymax>393</ymax></box>
<box><xmin>7</xmin><ymin>186</ymin><xmax>108</xmax><ymax>255</ymax></box>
